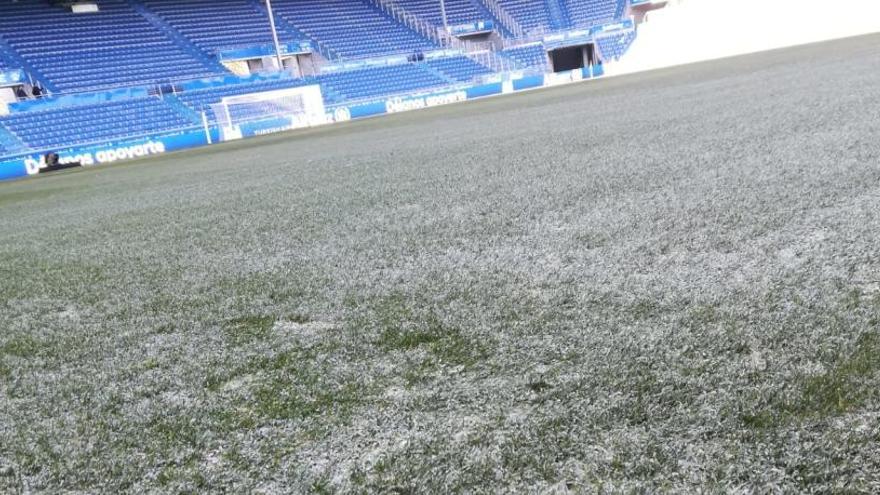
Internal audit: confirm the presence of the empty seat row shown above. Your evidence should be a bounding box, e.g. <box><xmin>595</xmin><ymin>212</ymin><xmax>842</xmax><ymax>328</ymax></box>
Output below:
<box><xmin>497</xmin><ymin>0</ymin><xmax>553</xmax><ymax>33</ymax></box>
<box><xmin>0</xmin><ymin>0</ymin><xmax>215</xmax><ymax>93</ymax></box>
<box><xmin>269</xmin><ymin>0</ymin><xmax>437</xmax><ymax>59</ymax></box>
<box><xmin>142</xmin><ymin>0</ymin><xmax>303</xmax><ymax>54</ymax></box>
<box><xmin>502</xmin><ymin>44</ymin><xmax>548</xmax><ymax>70</ymax></box>
<box><xmin>0</xmin><ymin>97</ymin><xmax>192</xmax><ymax>150</ymax></box>
<box><xmin>397</xmin><ymin>0</ymin><xmax>490</xmax><ymax>28</ymax></box>
<box><xmin>564</xmin><ymin>0</ymin><xmax>623</xmax><ymax>28</ymax></box>
<box><xmin>596</xmin><ymin>31</ymin><xmax>636</xmax><ymax>61</ymax></box>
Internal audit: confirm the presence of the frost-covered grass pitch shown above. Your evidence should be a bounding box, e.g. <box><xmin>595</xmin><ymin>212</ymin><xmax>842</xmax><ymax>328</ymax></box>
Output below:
<box><xmin>1</xmin><ymin>35</ymin><xmax>880</xmax><ymax>493</ymax></box>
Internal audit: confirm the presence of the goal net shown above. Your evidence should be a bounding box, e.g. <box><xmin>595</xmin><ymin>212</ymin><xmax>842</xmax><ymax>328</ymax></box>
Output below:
<box><xmin>209</xmin><ymin>85</ymin><xmax>326</xmax><ymax>141</ymax></box>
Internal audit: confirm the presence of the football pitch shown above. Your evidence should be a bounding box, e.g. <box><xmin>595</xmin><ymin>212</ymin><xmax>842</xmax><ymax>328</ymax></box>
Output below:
<box><xmin>1</xmin><ymin>34</ymin><xmax>879</xmax><ymax>492</ymax></box>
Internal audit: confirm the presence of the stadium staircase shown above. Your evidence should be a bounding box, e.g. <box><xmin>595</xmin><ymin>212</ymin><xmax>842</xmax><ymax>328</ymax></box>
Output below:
<box><xmin>162</xmin><ymin>94</ymin><xmax>205</xmax><ymax>126</ymax></box>
<box><xmin>396</xmin><ymin>0</ymin><xmax>514</xmax><ymax>37</ymax></box>
<box><xmin>269</xmin><ymin>0</ymin><xmax>437</xmax><ymax>60</ymax></box>
<box><xmin>244</xmin><ymin>0</ymin><xmax>339</xmax><ymax>61</ymax></box>
<box><xmin>0</xmin><ymin>36</ymin><xmax>55</xmax><ymax>93</ymax></box>
<box><xmin>0</xmin><ymin>124</ymin><xmax>27</xmax><ymax>155</ymax></box>
<box><xmin>544</xmin><ymin>0</ymin><xmax>572</xmax><ymax>30</ymax></box>
<box><xmin>416</xmin><ymin>63</ymin><xmax>458</xmax><ymax>86</ymax></box>
<box><xmin>367</xmin><ymin>0</ymin><xmax>445</xmax><ymax>50</ymax></box>
<box><xmin>564</xmin><ymin>0</ymin><xmax>619</xmax><ymax>28</ymax></box>
<box><xmin>126</xmin><ymin>0</ymin><xmax>227</xmax><ymax>74</ymax></box>
<box><xmin>497</xmin><ymin>0</ymin><xmax>553</xmax><ymax>34</ymax></box>
<box><xmin>478</xmin><ymin>0</ymin><xmax>525</xmax><ymax>37</ymax></box>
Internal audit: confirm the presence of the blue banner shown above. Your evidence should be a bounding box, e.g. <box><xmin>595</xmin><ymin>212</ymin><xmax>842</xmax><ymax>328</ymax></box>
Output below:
<box><xmin>543</xmin><ymin>19</ymin><xmax>635</xmax><ymax>49</ymax></box>
<box><xmin>449</xmin><ymin>21</ymin><xmax>494</xmax><ymax>35</ymax></box>
<box><xmin>217</xmin><ymin>41</ymin><xmax>313</xmax><ymax>61</ymax></box>
<box><xmin>0</xmin><ymin>128</ymin><xmax>208</xmax><ymax>181</ymax></box>
<box><xmin>513</xmin><ymin>75</ymin><xmax>544</xmax><ymax>91</ymax></box>
<box><xmin>0</xmin><ymin>157</ymin><xmax>26</xmax><ymax>181</ymax></box>
<box><xmin>590</xmin><ymin>19</ymin><xmax>634</xmax><ymax>36</ymax></box>
<box><xmin>465</xmin><ymin>82</ymin><xmax>503</xmax><ymax>99</ymax></box>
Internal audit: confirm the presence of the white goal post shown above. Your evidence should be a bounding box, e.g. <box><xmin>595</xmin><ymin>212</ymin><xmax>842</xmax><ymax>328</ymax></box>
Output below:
<box><xmin>208</xmin><ymin>85</ymin><xmax>326</xmax><ymax>142</ymax></box>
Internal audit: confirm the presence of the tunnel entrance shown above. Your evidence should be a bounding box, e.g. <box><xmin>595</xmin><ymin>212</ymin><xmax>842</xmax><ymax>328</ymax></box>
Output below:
<box><xmin>548</xmin><ymin>43</ymin><xmax>596</xmax><ymax>72</ymax></box>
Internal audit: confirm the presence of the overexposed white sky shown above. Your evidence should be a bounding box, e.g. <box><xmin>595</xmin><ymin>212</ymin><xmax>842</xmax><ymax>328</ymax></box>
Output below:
<box><xmin>609</xmin><ymin>0</ymin><xmax>880</xmax><ymax>75</ymax></box>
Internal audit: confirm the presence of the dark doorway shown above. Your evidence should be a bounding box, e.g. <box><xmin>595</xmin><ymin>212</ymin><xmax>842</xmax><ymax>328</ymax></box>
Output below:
<box><xmin>550</xmin><ymin>46</ymin><xmax>582</xmax><ymax>72</ymax></box>
<box><xmin>549</xmin><ymin>44</ymin><xmax>593</xmax><ymax>72</ymax></box>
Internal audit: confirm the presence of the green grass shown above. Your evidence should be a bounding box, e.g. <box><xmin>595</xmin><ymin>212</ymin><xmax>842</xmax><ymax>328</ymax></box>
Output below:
<box><xmin>796</xmin><ymin>331</ymin><xmax>880</xmax><ymax>417</ymax></box>
<box><xmin>222</xmin><ymin>315</ymin><xmax>275</xmax><ymax>346</ymax></box>
<box><xmin>0</xmin><ymin>335</ymin><xmax>43</xmax><ymax>358</ymax></box>
<box><xmin>1</xmin><ymin>35</ymin><xmax>880</xmax><ymax>492</ymax></box>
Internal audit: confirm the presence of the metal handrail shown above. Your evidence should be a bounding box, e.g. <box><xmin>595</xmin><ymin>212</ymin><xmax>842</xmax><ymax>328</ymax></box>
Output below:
<box><xmin>479</xmin><ymin>0</ymin><xmax>524</xmax><ymax>37</ymax></box>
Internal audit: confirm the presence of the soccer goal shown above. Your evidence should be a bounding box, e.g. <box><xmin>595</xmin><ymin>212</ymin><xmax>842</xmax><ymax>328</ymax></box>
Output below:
<box><xmin>207</xmin><ymin>85</ymin><xmax>326</xmax><ymax>142</ymax></box>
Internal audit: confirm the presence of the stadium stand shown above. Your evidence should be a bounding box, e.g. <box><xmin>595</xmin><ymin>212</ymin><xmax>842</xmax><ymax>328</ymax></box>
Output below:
<box><xmin>497</xmin><ymin>0</ymin><xmax>554</xmax><ymax>33</ymax></box>
<box><xmin>0</xmin><ymin>0</ymin><xmax>217</xmax><ymax>93</ymax></box>
<box><xmin>545</xmin><ymin>0</ymin><xmax>572</xmax><ymax>30</ymax></box>
<box><xmin>320</xmin><ymin>63</ymin><xmax>448</xmax><ymax>102</ymax></box>
<box><xmin>397</xmin><ymin>0</ymin><xmax>495</xmax><ymax>29</ymax></box>
<box><xmin>140</xmin><ymin>0</ymin><xmax>302</xmax><ymax>55</ymax></box>
<box><xmin>0</xmin><ymin>97</ymin><xmax>191</xmax><ymax>150</ymax></box>
<box><xmin>596</xmin><ymin>31</ymin><xmax>636</xmax><ymax>61</ymax></box>
<box><xmin>0</xmin><ymin>0</ymin><xmax>636</xmax><ymax>161</ymax></box>
<box><xmin>564</xmin><ymin>0</ymin><xmax>625</xmax><ymax>28</ymax></box>
<box><xmin>270</xmin><ymin>0</ymin><xmax>437</xmax><ymax>59</ymax></box>
<box><xmin>502</xmin><ymin>44</ymin><xmax>548</xmax><ymax>69</ymax></box>
<box><xmin>424</xmin><ymin>55</ymin><xmax>494</xmax><ymax>82</ymax></box>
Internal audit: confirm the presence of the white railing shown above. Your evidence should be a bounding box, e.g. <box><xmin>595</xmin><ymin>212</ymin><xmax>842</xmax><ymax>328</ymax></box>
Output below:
<box><xmin>368</xmin><ymin>0</ymin><xmax>446</xmax><ymax>48</ymax></box>
<box><xmin>479</xmin><ymin>0</ymin><xmax>524</xmax><ymax>37</ymax></box>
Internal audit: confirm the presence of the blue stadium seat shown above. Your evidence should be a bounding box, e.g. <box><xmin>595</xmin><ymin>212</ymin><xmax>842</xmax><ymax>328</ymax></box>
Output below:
<box><xmin>0</xmin><ymin>97</ymin><xmax>192</xmax><ymax>150</ymax></box>
<box><xmin>425</xmin><ymin>56</ymin><xmax>493</xmax><ymax>83</ymax></box>
<box><xmin>502</xmin><ymin>44</ymin><xmax>548</xmax><ymax>70</ymax></box>
<box><xmin>269</xmin><ymin>0</ymin><xmax>437</xmax><ymax>59</ymax></box>
<box><xmin>497</xmin><ymin>0</ymin><xmax>553</xmax><ymax>33</ymax></box>
<box><xmin>319</xmin><ymin>63</ymin><xmax>447</xmax><ymax>102</ymax></box>
<box><xmin>0</xmin><ymin>0</ymin><xmax>217</xmax><ymax>93</ymax></box>
<box><xmin>564</xmin><ymin>0</ymin><xmax>624</xmax><ymax>28</ymax></box>
<box><xmin>141</xmin><ymin>0</ymin><xmax>302</xmax><ymax>55</ymax></box>
<box><xmin>596</xmin><ymin>31</ymin><xmax>636</xmax><ymax>61</ymax></box>
<box><xmin>397</xmin><ymin>0</ymin><xmax>490</xmax><ymax>29</ymax></box>
<box><xmin>0</xmin><ymin>0</ymin><xmax>632</xmax><ymax>158</ymax></box>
